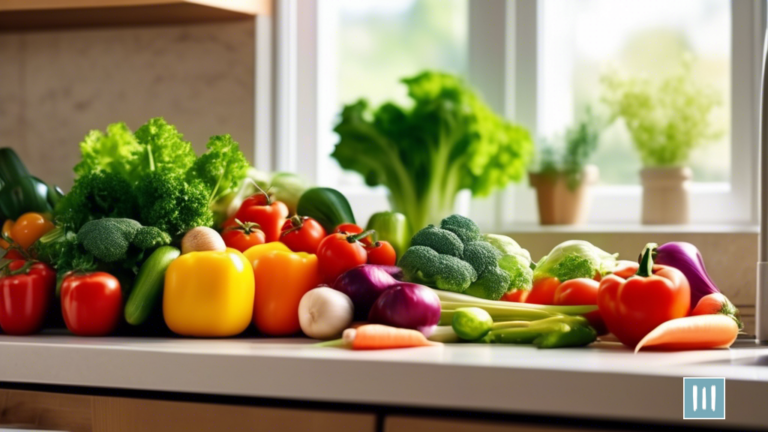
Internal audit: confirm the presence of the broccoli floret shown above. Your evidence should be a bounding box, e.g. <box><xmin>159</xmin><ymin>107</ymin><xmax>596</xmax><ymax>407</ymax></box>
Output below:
<box><xmin>77</xmin><ymin>218</ymin><xmax>142</xmax><ymax>263</ymax></box>
<box><xmin>399</xmin><ymin>246</ymin><xmax>477</xmax><ymax>292</ymax></box>
<box><xmin>132</xmin><ymin>226</ymin><xmax>172</xmax><ymax>249</ymax></box>
<box><xmin>441</xmin><ymin>214</ymin><xmax>480</xmax><ymax>244</ymax></box>
<box><xmin>463</xmin><ymin>266</ymin><xmax>511</xmax><ymax>300</ymax></box>
<box><xmin>410</xmin><ymin>225</ymin><xmax>464</xmax><ymax>258</ymax></box>
<box><xmin>463</xmin><ymin>241</ymin><xmax>501</xmax><ymax>276</ymax></box>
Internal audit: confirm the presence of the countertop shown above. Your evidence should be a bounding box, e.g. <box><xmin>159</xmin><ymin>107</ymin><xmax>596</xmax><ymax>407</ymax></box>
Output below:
<box><xmin>0</xmin><ymin>335</ymin><xmax>767</xmax><ymax>430</ymax></box>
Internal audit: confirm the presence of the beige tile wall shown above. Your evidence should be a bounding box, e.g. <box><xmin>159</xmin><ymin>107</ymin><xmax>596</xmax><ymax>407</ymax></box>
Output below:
<box><xmin>508</xmin><ymin>230</ymin><xmax>758</xmax><ymax>334</ymax></box>
<box><xmin>0</xmin><ymin>20</ymin><xmax>255</xmax><ymax>191</ymax></box>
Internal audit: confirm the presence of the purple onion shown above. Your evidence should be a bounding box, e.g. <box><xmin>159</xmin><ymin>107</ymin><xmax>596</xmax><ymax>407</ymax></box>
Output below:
<box><xmin>333</xmin><ymin>265</ymin><xmax>399</xmax><ymax>320</ymax></box>
<box><xmin>368</xmin><ymin>283</ymin><xmax>441</xmax><ymax>336</ymax></box>
<box><xmin>652</xmin><ymin>242</ymin><xmax>719</xmax><ymax>310</ymax></box>
<box><xmin>368</xmin><ymin>265</ymin><xmax>404</xmax><ymax>280</ymax></box>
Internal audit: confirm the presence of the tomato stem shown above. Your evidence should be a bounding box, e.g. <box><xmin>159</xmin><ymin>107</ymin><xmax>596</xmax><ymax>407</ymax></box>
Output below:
<box><xmin>635</xmin><ymin>243</ymin><xmax>657</xmax><ymax>278</ymax></box>
<box><xmin>280</xmin><ymin>215</ymin><xmax>305</xmax><ymax>237</ymax></box>
<box><xmin>348</xmin><ymin>230</ymin><xmax>375</xmax><ymax>244</ymax></box>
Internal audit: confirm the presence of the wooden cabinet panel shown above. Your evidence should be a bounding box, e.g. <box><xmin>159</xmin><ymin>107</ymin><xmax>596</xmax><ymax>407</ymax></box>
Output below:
<box><xmin>0</xmin><ymin>389</ymin><xmax>93</xmax><ymax>432</ymax></box>
<box><xmin>0</xmin><ymin>389</ymin><xmax>376</xmax><ymax>432</ymax></box>
<box><xmin>384</xmin><ymin>416</ymin><xmax>626</xmax><ymax>432</ymax></box>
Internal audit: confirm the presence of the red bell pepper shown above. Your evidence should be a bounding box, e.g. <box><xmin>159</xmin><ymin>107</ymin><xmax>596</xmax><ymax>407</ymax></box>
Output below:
<box><xmin>61</xmin><ymin>272</ymin><xmax>122</xmax><ymax>336</ymax></box>
<box><xmin>234</xmin><ymin>192</ymin><xmax>289</xmax><ymax>243</ymax></box>
<box><xmin>597</xmin><ymin>243</ymin><xmax>691</xmax><ymax>348</ymax></box>
<box><xmin>0</xmin><ymin>260</ymin><xmax>55</xmax><ymax>335</ymax></box>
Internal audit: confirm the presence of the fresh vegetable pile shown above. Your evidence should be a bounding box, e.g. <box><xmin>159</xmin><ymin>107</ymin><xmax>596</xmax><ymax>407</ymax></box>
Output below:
<box><xmin>0</xmin><ymin>117</ymin><xmax>743</xmax><ymax>354</ymax></box>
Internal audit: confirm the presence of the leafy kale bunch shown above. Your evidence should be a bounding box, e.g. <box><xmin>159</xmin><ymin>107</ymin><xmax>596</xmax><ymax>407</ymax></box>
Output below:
<box><xmin>534</xmin><ymin>108</ymin><xmax>602</xmax><ymax>190</ymax></box>
<box><xmin>398</xmin><ymin>215</ymin><xmax>534</xmax><ymax>300</ymax></box>
<box><xmin>333</xmin><ymin>71</ymin><xmax>533</xmax><ymax>231</ymax></box>
<box><xmin>37</xmin><ymin>118</ymin><xmax>249</xmax><ymax>281</ymax></box>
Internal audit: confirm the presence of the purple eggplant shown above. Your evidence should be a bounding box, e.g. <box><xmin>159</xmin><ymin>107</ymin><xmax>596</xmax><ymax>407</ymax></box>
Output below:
<box><xmin>333</xmin><ymin>265</ymin><xmax>399</xmax><ymax>320</ymax></box>
<box><xmin>368</xmin><ymin>282</ymin><xmax>441</xmax><ymax>336</ymax></box>
<box><xmin>651</xmin><ymin>242</ymin><xmax>719</xmax><ymax>310</ymax></box>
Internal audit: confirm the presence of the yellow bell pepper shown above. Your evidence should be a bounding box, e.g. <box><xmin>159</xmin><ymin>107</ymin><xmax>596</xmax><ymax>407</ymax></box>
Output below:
<box><xmin>252</xmin><ymin>249</ymin><xmax>320</xmax><ymax>336</ymax></box>
<box><xmin>163</xmin><ymin>248</ymin><xmax>255</xmax><ymax>337</ymax></box>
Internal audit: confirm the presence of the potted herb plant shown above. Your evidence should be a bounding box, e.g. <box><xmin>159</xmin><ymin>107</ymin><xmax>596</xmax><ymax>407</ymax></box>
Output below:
<box><xmin>602</xmin><ymin>57</ymin><xmax>722</xmax><ymax>224</ymax></box>
<box><xmin>332</xmin><ymin>71</ymin><xmax>533</xmax><ymax>231</ymax></box>
<box><xmin>529</xmin><ymin>110</ymin><xmax>601</xmax><ymax>225</ymax></box>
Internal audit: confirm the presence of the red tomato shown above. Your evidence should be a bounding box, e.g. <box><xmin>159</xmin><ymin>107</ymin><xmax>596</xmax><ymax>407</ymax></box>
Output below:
<box><xmin>234</xmin><ymin>193</ymin><xmax>289</xmax><ymax>243</ymax></box>
<box><xmin>221</xmin><ymin>220</ymin><xmax>266</xmax><ymax>252</ymax></box>
<box><xmin>365</xmin><ymin>241</ymin><xmax>396</xmax><ymax>266</ymax></box>
<box><xmin>61</xmin><ymin>272</ymin><xmax>122</xmax><ymax>336</ymax></box>
<box><xmin>316</xmin><ymin>233</ymin><xmax>369</xmax><ymax>284</ymax></box>
<box><xmin>553</xmin><ymin>278</ymin><xmax>606</xmax><ymax>335</ymax></box>
<box><xmin>525</xmin><ymin>277</ymin><xmax>561</xmax><ymax>305</ymax></box>
<box><xmin>0</xmin><ymin>260</ymin><xmax>54</xmax><ymax>335</ymax></box>
<box><xmin>500</xmin><ymin>289</ymin><xmax>529</xmax><ymax>303</ymax></box>
<box><xmin>333</xmin><ymin>223</ymin><xmax>371</xmax><ymax>245</ymax></box>
<box><xmin>612</xmin><ymin>260</ymin><xmax>639</xmax><ymax>279</ymax></box>
<box><xmin>280</xmin><ymin>216</ymin><xmax>327</xmax><ymax>254</ymax></box>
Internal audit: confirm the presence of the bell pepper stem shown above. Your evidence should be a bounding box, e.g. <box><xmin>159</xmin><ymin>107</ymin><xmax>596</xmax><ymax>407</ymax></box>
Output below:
<box><xmin>635</xmin><ymin>243</ymin><xmax>658</xmax><ymax>278</ymax></box>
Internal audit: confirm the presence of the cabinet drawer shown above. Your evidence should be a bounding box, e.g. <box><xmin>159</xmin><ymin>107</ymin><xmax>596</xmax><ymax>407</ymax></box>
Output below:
<box><xmin>0</xmin><ymin>389</ymin><xmax>376</xmax><ymax>432</ymax></box>
<box><xmin>384</xmin><ymin>416</ymin><xmax>626</xmax><ymax>432</ymax></box>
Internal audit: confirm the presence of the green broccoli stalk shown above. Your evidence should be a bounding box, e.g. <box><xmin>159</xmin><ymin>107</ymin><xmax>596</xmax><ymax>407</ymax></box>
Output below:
<box><xmin>333</xmin><ymin>72</ymin><xmax>533</xmax><ymax>231</ymax></box>
<box><xmin>534</xmin><ymin>240</ymin><xmax>617</xmax><ymax>282</ymax></box>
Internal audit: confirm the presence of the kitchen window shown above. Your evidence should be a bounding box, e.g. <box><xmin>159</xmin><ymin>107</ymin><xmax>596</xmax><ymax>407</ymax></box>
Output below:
<box><xmin>274</xmin><ymin>0</ymin><xmax>765</xmax><ymax>229</ymax></box>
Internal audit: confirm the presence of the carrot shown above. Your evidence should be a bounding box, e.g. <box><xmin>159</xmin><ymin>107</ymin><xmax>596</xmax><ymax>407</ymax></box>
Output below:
<box><xmin>343</xmin><ymin>324</ymin><xmax>441</xmax><ymax>350</ymax></box>
<box><xmin>691</xmin><ymin>293</ymin><xmax>743</xmax><ymax>330</ymax></box>
<box><xmin>634</xmin><ymin>314</ymin><xmax>738</xmax><ymax>353</ymax></box>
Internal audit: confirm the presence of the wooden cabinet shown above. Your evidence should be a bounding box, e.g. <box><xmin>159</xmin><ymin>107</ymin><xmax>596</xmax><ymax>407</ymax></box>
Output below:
<box><xmin>0</xmin><ymin>389</ymin><xmax>376</xmax><ymax>432</ymax></box>
<box><xmin>383</xmin><ymin>416</ymin><xmax>627</xmax><ymax>432</ymax></box>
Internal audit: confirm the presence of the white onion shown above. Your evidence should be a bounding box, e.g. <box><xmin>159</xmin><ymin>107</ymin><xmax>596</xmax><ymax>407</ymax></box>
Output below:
<box><xmin>299</xmin><ymin>287</ymin><xmax>354</xmax><ymax>340</ymax></box>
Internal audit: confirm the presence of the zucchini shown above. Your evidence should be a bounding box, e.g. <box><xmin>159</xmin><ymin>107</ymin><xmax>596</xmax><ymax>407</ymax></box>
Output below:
<box><xmin>297</xmin><ymin>187</ymin><xmax>356</xmax><ymax>232</ymax></box>
<box><xmin>0</xmin><ymin>148</ymin><xmax>30</xmax><ymax>185</ymax></box>
<box><xmin>125</xmin><ymin>246</ymin><xmax>180</xmax><ymax>326</ymax></box>
<box><xmin>0</xmin><ymin>176</ymin><xmax>53</xmax><ymax>220</ymax></box>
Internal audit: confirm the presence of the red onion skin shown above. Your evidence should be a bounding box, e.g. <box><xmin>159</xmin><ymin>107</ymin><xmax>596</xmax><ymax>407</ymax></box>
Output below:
<box><xmin>333</xmin><ymin>265</ymin><xmax>399</xmax><ymax>320</ymax></box>
<box><xmin>368</xmin><ymin>283</ymin><xmax>441</xmax><ymax>336</ymax></box>
<box><xmin>653</xmin><ymin>242</ymin><xmax>719</xmax><ymax>310</ymax></box>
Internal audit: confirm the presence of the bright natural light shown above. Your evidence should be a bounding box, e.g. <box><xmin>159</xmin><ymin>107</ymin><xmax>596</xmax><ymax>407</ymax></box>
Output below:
<box><xmin>539</xmin><ymin>0</ymin><xmax>730</xmax><ymax>185</ymax></box>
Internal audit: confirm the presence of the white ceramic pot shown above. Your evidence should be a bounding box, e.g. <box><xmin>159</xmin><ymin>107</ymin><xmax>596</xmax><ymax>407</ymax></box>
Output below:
<box><xmin>640</xmin><ymin>166</ymin><xmax>692</xmax><ymax>225</ymax></box>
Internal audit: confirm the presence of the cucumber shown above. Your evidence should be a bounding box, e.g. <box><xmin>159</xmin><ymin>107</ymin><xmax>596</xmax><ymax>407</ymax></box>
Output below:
<box><xmin>125</xmin><ymin>246</ymin><xmax>180</xmax><ymax>326</ymax></box>
<box><xmin>0</xmin><ymin>148</ymin><xmax>30</xmax><ymax>185</ymax></box>
<box><xmin>297</xmin><ymin>187</ymin><xmax>356</xmax><ymax>232</ymax></box>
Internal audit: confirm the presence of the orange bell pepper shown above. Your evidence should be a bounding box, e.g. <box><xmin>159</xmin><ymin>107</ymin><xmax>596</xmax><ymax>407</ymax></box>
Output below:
<box><xmin>252</xmin><ymin>249</ymin><xmax>320</xmax><ymax>336</ymax></box>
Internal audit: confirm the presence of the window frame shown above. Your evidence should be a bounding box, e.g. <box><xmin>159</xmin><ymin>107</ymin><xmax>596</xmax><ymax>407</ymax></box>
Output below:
<box><xmin>270</xmin><ymin>0</ymin><xmax>765</xmax><ymax>230</ymax></box>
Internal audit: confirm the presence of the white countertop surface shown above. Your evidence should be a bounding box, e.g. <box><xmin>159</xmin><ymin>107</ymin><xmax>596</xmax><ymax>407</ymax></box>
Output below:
<box><xmin>0</xmin><ymin>334</ymin><xmax>767</xmax><ymax>429</ymax></box>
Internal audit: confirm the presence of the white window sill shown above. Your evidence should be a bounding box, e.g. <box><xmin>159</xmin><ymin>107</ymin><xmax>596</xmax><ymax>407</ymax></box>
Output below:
<box><xmin>504</xmin><ymin>223</ymin><xmax>759</xmax><ymax>235</ymax></box>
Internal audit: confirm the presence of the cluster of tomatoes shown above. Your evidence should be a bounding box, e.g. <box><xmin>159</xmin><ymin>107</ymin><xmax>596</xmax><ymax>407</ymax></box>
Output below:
<box><xmin>221</xmin><ymin>192</ymin><xmax>396</xmax><ymax>284</ymax></box>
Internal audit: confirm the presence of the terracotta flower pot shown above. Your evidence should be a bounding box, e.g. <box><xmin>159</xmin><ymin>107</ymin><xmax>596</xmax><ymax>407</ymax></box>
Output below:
<box><xmin>529</xmin><ymin>165</ymin><xmax>598</xmax><ymax>225</ymax></box>
<box><xmin>640</xmin><ymin>167</ymin><xmax>691</xmax><ymax>225</ymax></box>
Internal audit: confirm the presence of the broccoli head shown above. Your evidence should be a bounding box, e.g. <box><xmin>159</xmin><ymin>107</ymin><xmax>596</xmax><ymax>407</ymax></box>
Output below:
<box><xmin>136</xmin><ymin>171</ymin><xmax>213</xmax><ymax>237</ymax></box>
<box><xmin>441</xmin><ymin>214</ymin><xmax>480</xmax><ymax>243</ymax></box>
<box><xmin>410</xmin><ymin>225</ymin><xmax>464</xmax><ymax>258</ymax></box>
<box><xmin>76</xmin><ymin>218</ymin><xmax>173</xmax><ymax>263</ymax></box>
<box><xmin>399</xmin><ymin>214</ymin><xmax>519</xmax><ymax>299</ymax></box>
<box><xmin>398</xmin><ymin>246</ymin><xmax>477</xmax><ymax>293</ymax></box>
<box><xmin>77</xmin><ymin>218</ymin><xmax>142</xmax><ymax>263</ymax></box>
